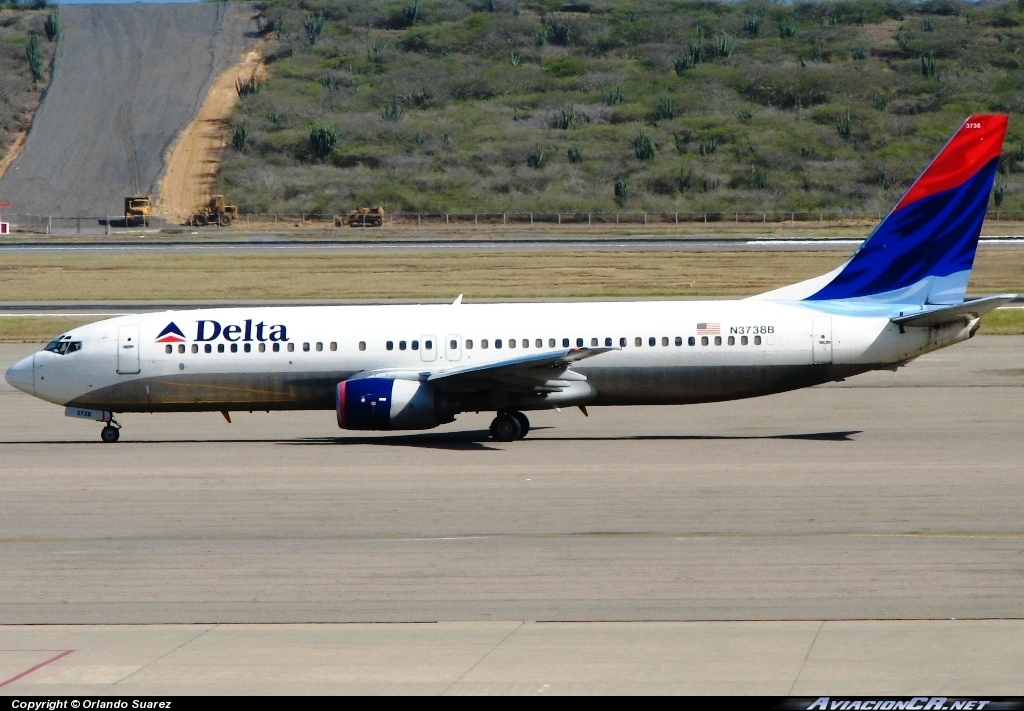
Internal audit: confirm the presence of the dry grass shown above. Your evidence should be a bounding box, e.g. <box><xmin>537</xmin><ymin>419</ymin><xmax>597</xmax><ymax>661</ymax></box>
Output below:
<box><xmin>0</xmin><ymin>247</ymin><xmax>1021</xmax><ymax>301</ymax></box>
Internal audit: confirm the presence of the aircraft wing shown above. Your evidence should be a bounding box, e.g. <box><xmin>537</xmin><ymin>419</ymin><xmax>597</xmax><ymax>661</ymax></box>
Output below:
<box><xmin>354</xmin><ymin>347</ymin><xmax>616</xmax><ymax>393</ymax></box>
<box><xmin>891</xmin><ymin>295</ymin><xmax>1017</xmax><ymax>328</ymax></box>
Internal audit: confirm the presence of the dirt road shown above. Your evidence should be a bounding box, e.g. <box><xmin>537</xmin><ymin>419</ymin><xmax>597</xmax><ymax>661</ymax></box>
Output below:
<box><xmin>0</xmin><ymin>3</ymin><xmax>256</xmax><ymax>217</ymax></box>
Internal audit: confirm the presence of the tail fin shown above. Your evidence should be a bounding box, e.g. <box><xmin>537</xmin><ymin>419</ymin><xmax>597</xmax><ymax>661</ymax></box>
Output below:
<box><xmin>754</xmin><ymin>115</ymin><xmax>1008</xmax><ymax>307</ymax></box>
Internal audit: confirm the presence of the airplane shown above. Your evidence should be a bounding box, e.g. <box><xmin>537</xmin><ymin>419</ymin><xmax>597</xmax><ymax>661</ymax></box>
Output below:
<box><xmin>4</xmin><ymin>114</ymin><xmax>1015</xmax><ymax>443</ymax></box>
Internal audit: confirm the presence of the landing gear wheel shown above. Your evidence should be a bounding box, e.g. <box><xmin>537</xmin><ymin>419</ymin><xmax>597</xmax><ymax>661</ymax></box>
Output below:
<box><xmin>510</xmin><ymin>411</ymin><xmax>530</xmax><ymax>438</ymax></box>
<box><xmin>489</xmin><ymin>413</ymin><xmax>522</xmax><ymax>442</ymax></box>
<box><xmin>100</xmin><ymin>425</ymin><xmax>120</xmax><ymax>443</ymax></box>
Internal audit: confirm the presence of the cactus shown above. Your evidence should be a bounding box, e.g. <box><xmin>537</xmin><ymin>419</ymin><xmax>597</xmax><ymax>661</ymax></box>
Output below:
<box><xmin>44</xmin><ymin>13</ymin><xmax>59</xmax><ymax>42</ymax></box>
<box><xmin>750</xmin><ymin>166</ymin><xmax>768</xmax><ymax>189</ymax></box>
<box><xmin>698</xmin><ymin>135</ymin><xmax>718</xmax><ymax>156</ymax></box>
<box><xmin>853</xmin><ymin>45</ymin><xmax>868</xmax><ymax>61</ymax></box>
<box><xmin>553</xmin><ymin>105</ymin><xmax>582</xmax><ymax>130</ymax></box>
<box><xmin>527</xmin><ymin>144</ymin><xmax>545</xmax><ymax>168</ymax></box>
<box><xmin>654</xmin><ymin>97</ymin><xmax>675</xmax><ymax>121</ymax></box>
<box><xmin>633</xmin><ymin>131</ymin><xmax>655</xmax><ymax>161</ymax></box>
<box><xmin>614</xmin><ymin>179</ymin><xmax>628</xmax><ymax>201</ymax></box>
<box><xmin>404</xmin><ymin>0</ymin><xmax>419</xmax><ymax>26</ymax></box>
<box><xmin>673</xmin><ymin>130</ymin><xmax>694</xmax><ymax>154</ymax></box>
<box><xmin>381</xmin><ymin>98</ymin><xmax>404</xmax><ymax>122</ymax></box>
<box><xmin>836</xmin><ymin>108</ymin><xmax>852</xmax><ymax>139</ymax></box>
<box><xmin>304</xmin><ymin>12</ymin><xmax>324</xmax><ymax>45</ymax></box>
<box><xmin>510</xmin><ymin>50</ymin><xmax>521</xmax><ymax>67</ymax></box>
<box><xmin>994</xmin><ymin>179</ymin><xmax>1006</xmax><ymax>208</ymax></box>
<box><xmin>710</xmin><ymin>32</ymin><xmax>733</xmax><ymax>59</ymax></box>
<box><xmin>309</xmin><ymin>122</ymin><xmax>338</xmax><ymax>160</ymax></box>
<box><xmin>920</xmin><ymin>51</ymin><xmax>936</xmax><ymax>78</ymax></box>
<box><xmin>567</xmin><ymin>146</ymin><xmax>582</xmax><ymax>163</ymax></box>
<box><xmin>231</xmin><ymin>123</ymin><xmax>249</xmax><ymax>152</ymax></box>
<box><xmin>676</xmin><ymin>169</ymin><xmax>692</xmax><ymax>192</ymax></box>
<box><xmin>873</xmin><ymin>93</ymin><xmax>889</xmax><ymax>112</ymax></box>
<box><xmin>236</xmin><ymin>76</ymin><xmax>261</xmax><ymax>97</ymax></box>
<box><xmin>319</xmin><ymin>75</ymin><xmax>342</xmax><ymax>92</ymax></box>
<box><xmin>673</xmin><ymin>53</ymin><xmax>694</xmax><ymax>75</ymax></box>
<box><xmin>601</xmin><ymin>85</ymin><xmax>624</xmax><ymax>106</ymax></box>
<box><xmin>414</xmin><ymin>132</ymin><xmax>427</xmax><ymax>147</ymax></box>
<box><xmin>26</xmin><ymin>34</ymin><xmax>44</xmax><ymax>82</ymax></box>
<box><xmin>779</xmin><ymin>19</ymin><xmax>796</xmax><ymax>39</ymax></box>
<box><xmin>742</xmin><ymin>16</ymin><xmax>761</xmax><ymax>38</ymax></box>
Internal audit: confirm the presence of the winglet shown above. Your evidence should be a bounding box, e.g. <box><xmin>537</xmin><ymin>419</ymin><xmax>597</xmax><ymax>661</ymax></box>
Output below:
<box><xmin>452</xmin><ymin>294</ymin><xmax>463</xmax><ymax>305</ymax></box>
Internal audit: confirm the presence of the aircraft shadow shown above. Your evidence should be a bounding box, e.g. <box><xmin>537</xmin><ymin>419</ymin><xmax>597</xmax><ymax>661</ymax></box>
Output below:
<box><xmin>0</xmin><ymin>430</ymin><xmax>859</xmax><ymax>449</ymax></box>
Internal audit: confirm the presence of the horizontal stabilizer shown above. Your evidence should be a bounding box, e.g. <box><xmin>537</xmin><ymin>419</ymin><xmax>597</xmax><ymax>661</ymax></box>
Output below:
<box><xmin>891</xmin><ymin>295</ymin><xmax>1017</xmax><ymax>328</ymax></box>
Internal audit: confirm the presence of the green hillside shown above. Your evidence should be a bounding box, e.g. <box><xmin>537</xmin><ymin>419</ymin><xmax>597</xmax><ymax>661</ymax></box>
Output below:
<box><xmin>0</xmin><ymin>6</ymin><xmax>57</xmax><ymax>163</ymax></box>
<box><xmin>219</xmin><ymin>0</ymin><xmax>1024</xmax><ymax>216</ymax></box>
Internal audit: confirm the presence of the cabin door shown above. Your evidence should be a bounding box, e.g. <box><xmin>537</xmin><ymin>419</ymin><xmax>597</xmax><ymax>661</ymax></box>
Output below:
<box><xmin>117</xmin><ymin>324</ymin><xmax>141</xmax><ymax>374</ymax></box>
<box><xmin>812</xmin><ymin>316</ymin><xmax>833</xmax><ymax>364</ymax></box>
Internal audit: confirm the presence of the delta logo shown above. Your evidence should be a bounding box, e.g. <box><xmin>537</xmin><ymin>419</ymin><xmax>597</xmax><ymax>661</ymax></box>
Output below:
<box><xmin>155</xmin><ymin>319</ymin><xmax>290</xmax><ymax>344</ymax></box>
<box><xmin>155</xmin><ymin>322</ymin><xmax>187</xmax><ymax>343</ymax></box>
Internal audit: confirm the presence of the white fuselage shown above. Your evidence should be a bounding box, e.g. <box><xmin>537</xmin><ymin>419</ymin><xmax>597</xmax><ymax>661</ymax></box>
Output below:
<box><xmin>10</xmin><ymin>299</ymin><xmax>974</xmax><ymax>418</ymax></box>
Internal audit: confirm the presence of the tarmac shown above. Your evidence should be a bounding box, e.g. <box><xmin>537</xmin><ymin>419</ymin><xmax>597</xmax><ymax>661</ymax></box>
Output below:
<box><xmin>1</xmin><ymin>338</ymin><xmax>1023</xmax><ymax>694</ymax></box>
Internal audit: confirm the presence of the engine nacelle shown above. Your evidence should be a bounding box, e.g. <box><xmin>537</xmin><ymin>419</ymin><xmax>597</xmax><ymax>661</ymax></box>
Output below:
<box><xmin>337</xmin><ymin>378</ymin><xmax>441</xmax><ymax>430</ymax></box>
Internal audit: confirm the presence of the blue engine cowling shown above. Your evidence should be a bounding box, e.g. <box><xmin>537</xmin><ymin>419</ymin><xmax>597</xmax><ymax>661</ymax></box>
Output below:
<box><xmin>337</xmin><ymin>378</ymin><xmax>440</xmax><ymax>430</ymax></box>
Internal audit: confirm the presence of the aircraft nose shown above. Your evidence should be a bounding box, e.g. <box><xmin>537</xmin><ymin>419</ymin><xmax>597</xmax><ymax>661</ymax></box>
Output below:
<box><xmin>4</xmin><ymin>354</ymin><xmax>34</xmax><ymax>395</ymax></box>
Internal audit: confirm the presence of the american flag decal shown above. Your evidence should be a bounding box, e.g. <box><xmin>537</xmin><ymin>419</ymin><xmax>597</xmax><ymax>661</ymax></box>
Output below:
<box><xmin>696</xmin><ymin>322</ymin><xmax>721</xmax><ymax>335</ymax></box>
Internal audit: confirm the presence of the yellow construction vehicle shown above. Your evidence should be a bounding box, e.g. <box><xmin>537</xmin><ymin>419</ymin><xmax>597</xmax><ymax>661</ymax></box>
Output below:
<box><xmin>124</xmin><ymin>195</ymin><xmax>152</xmax><ymax>226</ymax></box>
<box><xmin>344</xmin><ymin>205</ymin><xmax>384</xmax><ymax>227</ymax></box>
<box><xmin>191</xmin><ymin>195</ymin><xmax>239</xmax><ymax>226</ymax></box>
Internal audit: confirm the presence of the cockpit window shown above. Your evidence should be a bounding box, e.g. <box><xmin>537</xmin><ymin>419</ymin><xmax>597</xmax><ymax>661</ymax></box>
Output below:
<box><xmin>43</xmin><ymin>336</ymin><xmax>81</xmax><ymax>355</ymax></box>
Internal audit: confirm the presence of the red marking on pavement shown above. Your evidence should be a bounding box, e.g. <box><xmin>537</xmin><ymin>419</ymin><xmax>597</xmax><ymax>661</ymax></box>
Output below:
<box><xmin>0</xmin><ymin>649</ymin><xmax>74</xmax><ymax>688</ymax></box>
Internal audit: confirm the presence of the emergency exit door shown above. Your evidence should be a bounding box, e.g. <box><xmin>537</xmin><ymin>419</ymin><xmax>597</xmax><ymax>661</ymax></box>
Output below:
<box><xmin>812</xmin><ymin>316</ymin><xmax>833</xmax><ymax>364</ymax></box>
<box><xmin>117</xmin><ymin>325</ymin><xmax>141</xmax><ymax>374</ymax></box>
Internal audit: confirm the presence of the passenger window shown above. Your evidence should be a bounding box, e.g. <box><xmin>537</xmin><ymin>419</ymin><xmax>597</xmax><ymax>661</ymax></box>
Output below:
<box><xmin>450</xmin><ymin>339</ymin><xmax>458</xmax><ymax>349</ymax></box>
<box><xmin>688</xmin><ymin>337</ymin><xmax>695</xmax><ymax>346</ymax></box>
<box><xmin>287</xmin><ymin>343</ymin><xmax>295</xmax><ymax>352</ymax></box>
<box><xmin>398</xmin><ymin>341</ymin><xmax>406</xmax><ymax>351</ymax></box>
<box><xmin>509</xmin><ymin>339</ymin><xmax>516</xmax><ymax>348</ymax></box>
<box><xmin>411</xmin><ymin>340</ymin><xmax>419</xmax><ymax>350</ymax></box>
<box><xmin>330</xmin><ymin>342</ymin><xmax>337</xmax><ymax>351</ymax></box>
<box><xmin>635</xmin><ymin>337</ymin><xmax>642</xmax><ymax>347</ymax></box>
<box><xmin>605</xmin><ymin>337</ymin><xmax>612</xmax><ymax>347</ymax></box>
<box><xmin>536</xmin><ymin>339</ymin><xmax>543</xmax><ymax>348</ymax></box>
<box><xmin>728</xmin><ymin>336</ymin><xmax>735</xmax><ymax>346</ymax></box>
<box><xmin>259</xmin><ymin>343</ymin><xmax>266</xmax><ymax>352</ymax></box>
<box><xmin>218</xmin><ymin>344</ymin><xmax>225</xmax><ymax>353</ymax></box>
<box><xmin>590</xmin><ymin>338</ymin><xmax>598</xmax><ymax>347</ymax></box>
<box><xmin>273</xmin><ymin>343</ymin><xmax>281</xmax><ymax>352</ymax></box>
<box><xmin>661</xmin><ymin>337</ymin><xmax>668</xmax><ymax>346</ymax></box>
<box><xmin>649</xmin><ymin>337</ymin><xmax>656</xmax><ymax>347</ymax></box>
<box><xmin>495</xmin><ymin>339</ymin><xmax>503</xmax><ymax>348</ymax></box>
<box><xmin>619</xmin><ymin>337</ymin><xmax>627</xmax><ymax>347</ymax></box>
<box><xmin>548</xmin><ymin>338</ymin><xmax>555</xmax><ymax>347</ymax></box>
<box><xmin>425</xmin><ymin>340</ymin><xmax>433</xmax><ymax>349</ymax></box>
<box><xmin>165</xmin><ymin>345</ymin><xmax>172</xmax><ymax>354</ymax></box>
<box><xmin>244</xmin><ymin>343</ymin><xmax>251</xmax><ymax>353</ymax></box>
<box><xmin>481</xmin><ymin>339</ymin><xmax>489</xmax><ymax>349</ymax></box>
<box><xmin>192</xmin><ymin>344</ymin><xmax>199</xmax><ymax>354</ymax></box>
<box><xmin>231</xmin><ymin>343</ymin><xmax>238</xmax><ymax>353</ymax></box>
<box><xmin>675</xmin><ymin>337</ymin><xmax>682</xmax><ymax>346</ymax></box>
<box><xmin>178</xmin><ymin>344</ymin><xmax>185</xmax><ymax>354</ymax></box>
<box><xmin>316</xmin><ymin>342</ymin><xmax>323</xmax><ymax>352</ymax></box>
<box><xmin>701</xmin><ymin>337</ymin><xmax>708</xmax><ymax>346</ymax></box>
<box><xmin>714</xmin><ymin>336</ymin><xmax>722</xmax><ymax>346</ymax></box>
<box><xmin>205</xmin><ymin>344</ymin><xmax>213</xmax><ymax>353</ymax></box>
<box><xmin>754</xmin><ymin>335</ymin><xmax>762</xmax><ymax>345</ymax></box>
<box><xmin>741</xmin><ymin>336</ymin><xmax>748</xmax><ymax>345</ymax></box>
<box><xmin>301</xmin><ymin>342</ymin><xmax>309</xmax><ymax>352</ymax></box>
<box><xmin>522</xmin><ymin>339</ymin><xmax>529</xmax><ymax>348</ymax></box>
<box><xmin>386</xmin><ymin>341</ymin><xmax>393</xmax><ymax>351</ymax></box>
<box><xmin>466</xmin><ymin>339</ymin><xmax>473</xmax><ymax>349</ymax></box>
<box><xmin>358</xmin><ymin>341</ymin><xmax>366</xmax><ymax>351</ymax></box>
<box><xmin>562</xmin><ymin>338</ymin><xmax>570</xmax><ymax>347</ymax></box>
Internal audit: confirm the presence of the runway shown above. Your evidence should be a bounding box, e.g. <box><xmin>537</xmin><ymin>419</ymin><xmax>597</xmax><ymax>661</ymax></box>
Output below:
<box><xmin>2</xmin><ymin>338</ymin><xmax>1023</xmax><ymax>693</ymax></box>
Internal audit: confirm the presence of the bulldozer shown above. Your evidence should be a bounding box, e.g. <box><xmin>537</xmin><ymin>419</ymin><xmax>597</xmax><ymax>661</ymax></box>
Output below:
<box><xmin>191</xmin><ymin>195</ymin><xmax>239</xmax><ymax>227</ymax></box>
<box><xmin>342</xmin><ymin>205</ymin><xmax>384</xmax><ymax>227</ymax></box>
<box><xmin>124</xmin><ymin>195</ymin><xmax>152</xmax><ymax>227</ymax></box>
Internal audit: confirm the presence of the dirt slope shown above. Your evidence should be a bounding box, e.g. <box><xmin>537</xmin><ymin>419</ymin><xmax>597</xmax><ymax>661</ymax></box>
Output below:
<box><xmin>0</xmin><ymin>3</ymin><xmax>256</xmax><ymax>218</ymax></box>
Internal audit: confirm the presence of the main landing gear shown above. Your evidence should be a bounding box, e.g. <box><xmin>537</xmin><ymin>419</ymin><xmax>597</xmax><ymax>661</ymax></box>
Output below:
<box><xmin>100</xmin><ymin>416</ymin><xmax>121</xmax><ymax>443</ymax></box>
<box><xmin>489</xmin><ymin>410</ymin><xmax>530</xmax><ymax>442</ymax></box>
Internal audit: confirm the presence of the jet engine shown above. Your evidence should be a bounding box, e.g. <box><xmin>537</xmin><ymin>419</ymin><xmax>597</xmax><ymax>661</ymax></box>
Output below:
<box><xmin>336</xmin><ymin>378</ymin><xmax>449</xmax><ymax>430</ymax></box>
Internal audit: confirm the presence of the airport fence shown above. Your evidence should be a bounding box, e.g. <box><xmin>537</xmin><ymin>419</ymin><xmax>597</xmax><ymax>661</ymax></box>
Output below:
<box><xmin>5</xmin><ymin>210</ymin><xmax>1024</xmax><ymax>235</ymax></box>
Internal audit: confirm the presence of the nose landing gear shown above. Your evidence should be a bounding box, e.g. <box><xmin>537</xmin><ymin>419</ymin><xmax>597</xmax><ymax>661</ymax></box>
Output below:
<box><xmin>489</xmin><ymin>410</ymin><xmax>530</xmax><ymax>442</ymax></box>
<box><xmin>100</xmin><ymin>416</ymin><xmax>121</xmax><ymax>443</ymax></box>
